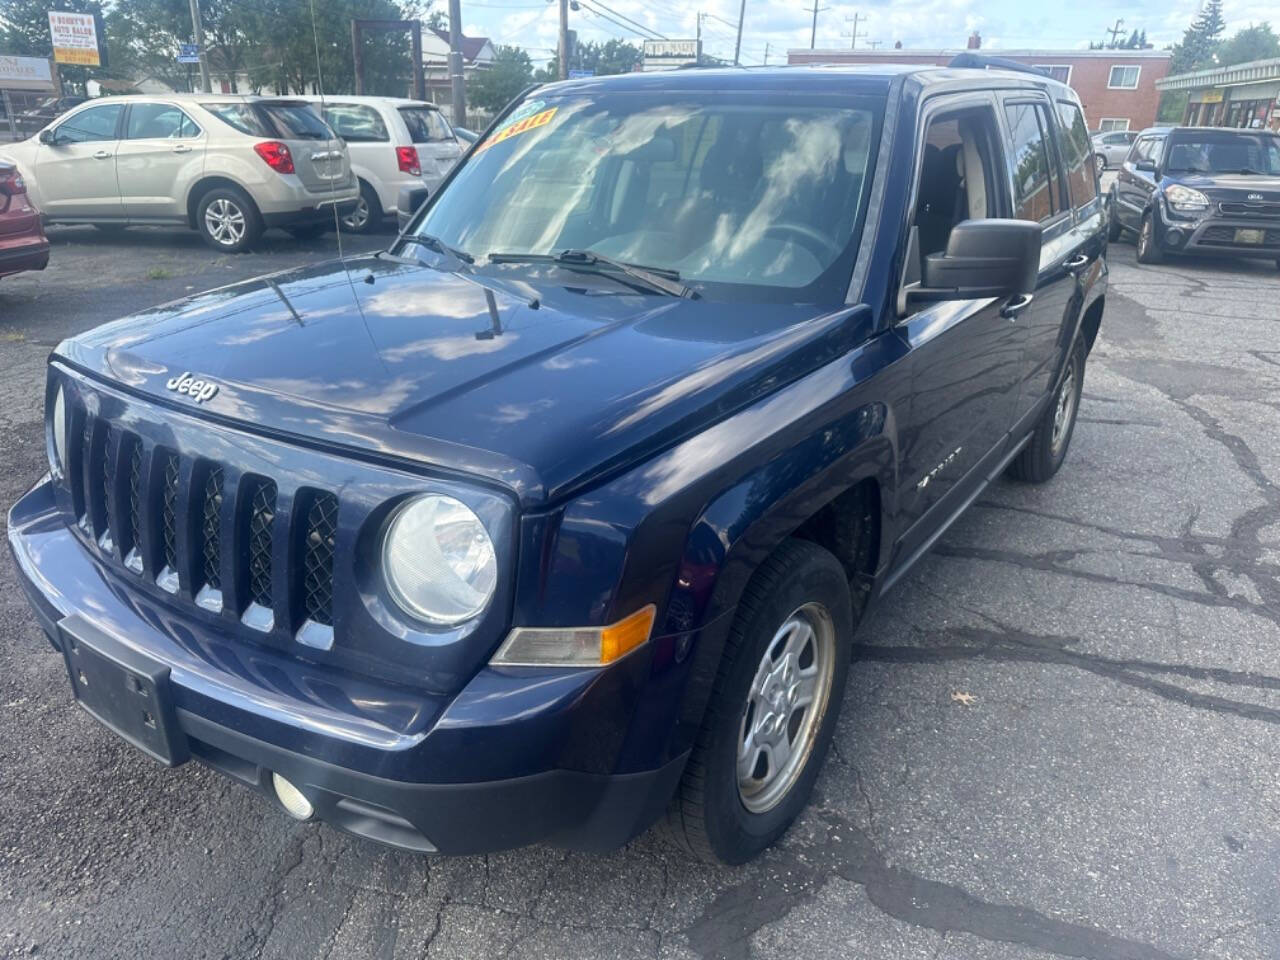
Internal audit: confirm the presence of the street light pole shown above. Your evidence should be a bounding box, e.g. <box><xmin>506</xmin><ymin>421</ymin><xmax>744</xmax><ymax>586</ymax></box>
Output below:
<box><xmin>188</xmin><ymin>0</ymin><xmax>212</xmax><ymax>93</ymax></box>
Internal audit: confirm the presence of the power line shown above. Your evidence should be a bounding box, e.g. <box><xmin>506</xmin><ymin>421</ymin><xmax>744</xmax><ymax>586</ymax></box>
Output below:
<box><xmin>578</xmin><ymin>0</ymin><xmax>666</xmax><ymax>39</ymax></box>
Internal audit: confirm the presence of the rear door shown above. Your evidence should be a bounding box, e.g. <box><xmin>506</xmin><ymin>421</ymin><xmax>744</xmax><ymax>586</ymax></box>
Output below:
<box><xmin>115</xmin><ymin>101</ymin><xmax>206</xmax><ymax>220</ymax></box>
<box><xmin>398</xmin><ymin>105</ymin><xmax>462</xmax><ymax>187</ymax></box>
<box><xmin>257</xmin><ymin>100</ymin><xmax>349</xmax><ymax>197</ymax></box>
<box><xmin>998</xmin><ymin>95</ymin><xmax>1079</xmax><ymax>428</ymax></box>
<box><xmin>32</xmin><ymin>101</ymin><xmax>125</xmax><ymax>220</ymax></box>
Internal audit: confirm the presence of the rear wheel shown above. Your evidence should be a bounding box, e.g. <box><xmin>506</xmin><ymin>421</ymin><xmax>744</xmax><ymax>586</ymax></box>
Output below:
<box><xmin>1136</xmin><ymin>210</ymin><xmax>1164</xmax><ymax>264</ymax></box>
<box><xmin>1107</xmin><ymin>202</ymin><xmax>1124</xmax><ymax>243</ymax></box>
<box><xmin>1094</xmin><ymin>153</ymin><xmax>1106</xmax><ymax>177</ymax></box>
<box><xmin>196</xmin><ymin>187</ymin><xmax>262</xmax><ymax>253</ymax></box>
<box><xmin>1008</xmin><ymin>335</ymin><xmax>1086</xmax><ymax>483</ymax></box>
<box><xmin>662</xmin><ymin>539</ymin><xmax>853</xmax><ymax>864</ymax></box>
<box><xmin>341</xmin><ymin>180</ymin><xmax>382</xmax><ymax>234</ymax></box>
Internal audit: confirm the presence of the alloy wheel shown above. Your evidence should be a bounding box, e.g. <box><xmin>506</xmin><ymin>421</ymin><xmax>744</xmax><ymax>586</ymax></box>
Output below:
<box><xmin>1095</xmin><ymin>155</ymin><xmax>1106</xmax><ymax>176</ymax></box>
<box><xmin>204</xmin><ymin>198</ymin><xmax>246</xmax><ymax>247</ymax></box>
<box><xmin>1051</xmin><ymin>358</ymin><xmax>1077</xmax><ymax>455</ymax></box>
<box><xmin>342</xmin><ymin>195</ymin><xmax>370</xmax><ymax>231</ymax></box>
<box><xmin>737</xmin><ymin>602</ymin><xmax>836</xmax><ymax>814</ymax></box>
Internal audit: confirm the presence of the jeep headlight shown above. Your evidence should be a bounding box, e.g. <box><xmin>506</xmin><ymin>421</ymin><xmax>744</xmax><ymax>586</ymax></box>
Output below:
<box><xmin>1165</xmin><ymin>184</ymin><xmax>1210</xmax><ymax>213</ymax></box>
<box><xmin>50</xmin><ymin>385</ymin><xmax>66</xmax><ymax>477</ymax></box>
<box><xmin>382</xmin><ymin>494</ymin><xmax>497</xmax><ymax>626</ymax></box>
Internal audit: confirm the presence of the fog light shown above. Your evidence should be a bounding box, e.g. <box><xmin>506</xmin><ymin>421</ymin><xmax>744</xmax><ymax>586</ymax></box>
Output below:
<box><xmin>272</xmin><ymin>772</ymin><xmax>314</xmax><ymax>820</ymax></box>
<box><xmin>1165</xmin><ymin>228</ymin><xmax>1185</xmax><ymax>247</ymax></box>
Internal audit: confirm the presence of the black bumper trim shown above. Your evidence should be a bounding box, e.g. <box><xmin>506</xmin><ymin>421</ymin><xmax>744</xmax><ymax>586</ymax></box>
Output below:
<box><xmin>262</xmin><ymin>198</ymin><xmax>359</xmax><ymax>228</ymax></box>
<box><xmin>179</xmin><ymin>709</ymin><xmax>689</xmax><ymax>855</ymax></box>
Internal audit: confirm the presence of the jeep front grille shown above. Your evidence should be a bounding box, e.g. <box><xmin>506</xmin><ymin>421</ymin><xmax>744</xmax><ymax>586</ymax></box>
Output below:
<box><xmin>70</xmin><ymin>407</ymin><xmax>339</xmax><ymax>645</ymax></box>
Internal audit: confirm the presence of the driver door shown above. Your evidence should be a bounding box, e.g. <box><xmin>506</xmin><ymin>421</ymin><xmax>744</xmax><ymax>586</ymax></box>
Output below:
<box><xmin>34</xmin><ymin>102</ymin><xmax>126</xmax><ymax>221</ymax></box>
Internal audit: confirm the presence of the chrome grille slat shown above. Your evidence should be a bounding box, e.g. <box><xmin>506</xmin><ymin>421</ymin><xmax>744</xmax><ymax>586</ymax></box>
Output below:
<box><xmin>162</xmin><ymin>454</ymin><xmax>180</xmax><ymax>573</ymax></box>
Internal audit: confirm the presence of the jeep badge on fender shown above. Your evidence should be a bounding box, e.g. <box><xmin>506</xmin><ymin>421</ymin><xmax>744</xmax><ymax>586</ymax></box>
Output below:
<box><xmin>10</xmin><ymin>56</ymin><xmax>1105</xmax><ymax>865</ymax></box>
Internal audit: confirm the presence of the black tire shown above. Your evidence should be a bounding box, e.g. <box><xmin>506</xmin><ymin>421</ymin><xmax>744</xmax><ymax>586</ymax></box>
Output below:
<box><xmin>341</xmin><ymin>180</ymin><xmax>382</xmax><ymax>234</ymax></box>
<box><xmin>1107</xmin><ymin>203</ymin><xmax>1124</xmax><ymax>243</ymax></box>
<box><xmin>1008</xmin><ymin>336</ymin><xmax>1086</xmax><ymax>483</ymax></box>
<box><xmin>1094</xmin><ymin>154</ymin><xmax>1106</xmax><ymax>177</ymax></box>
<box><xmin>286</xmin><ymin>223</ymin><xmax>329</xmax><ymax>241</ymax></box>
<box><xmin>1136</xmin><ymin>209</ymin><xmax>1164</xmax><ymax>264</ymax></box>
<box><xmin>196</xmin><ymin>186</ymin><xmax>263</xmax><ymax>253</ymax></box>
<box><xmin>662</xmin><ymin>539</ymin><xmax>854</xmax><ymax>865</ymax></box>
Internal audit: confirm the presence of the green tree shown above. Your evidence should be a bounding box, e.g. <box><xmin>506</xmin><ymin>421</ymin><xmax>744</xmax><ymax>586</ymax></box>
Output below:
<box><xmin>469</xmin><ymin>45</ymin><xmax>534</xmax><ymax>113</ymax></box>
<box><xmin>1216</xmin><ymin>23</ymin><xmax>1280</xmax><ymax>66</ymax></box>
<box><xmin>1170</xmin><ymin>0</ymin><xmax>1226</xmax><ymax>74</ymax></box>
<box><xmin>532</xmin><ymin>39</ymin><xmax>641</xmax><ymax>81</ymax></box>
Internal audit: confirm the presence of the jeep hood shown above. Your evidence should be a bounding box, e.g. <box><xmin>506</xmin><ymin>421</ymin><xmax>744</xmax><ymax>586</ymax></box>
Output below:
<box><xmin>56</xmin><ymin>256</ymin><xmax>863</xmax><ymax>507</ymax></box>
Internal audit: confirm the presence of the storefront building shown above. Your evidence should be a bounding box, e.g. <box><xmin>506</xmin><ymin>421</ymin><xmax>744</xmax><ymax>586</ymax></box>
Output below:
<box><xmin>1156</xmin><ymin>58</ymin><xmax>1280</xmax><ymax>131</ymax></box>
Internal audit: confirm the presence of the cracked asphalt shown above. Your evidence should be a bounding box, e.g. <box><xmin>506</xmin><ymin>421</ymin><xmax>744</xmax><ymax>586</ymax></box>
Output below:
<box><xmin>2</xmin><ymin>222</ymin><xmax>1280</xmax><ymax>960</ymax></box>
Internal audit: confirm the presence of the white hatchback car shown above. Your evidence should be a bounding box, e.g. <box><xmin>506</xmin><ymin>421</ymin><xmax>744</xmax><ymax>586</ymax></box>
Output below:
<box><xmin>302</xmin><ymin>96</ymin><xmax>463</xmax><ymax>233</ymax></box>
<box><xmin>1</xmin><ymin>94</ymin><xmax>358</xmax><ymax>252</ymax></box>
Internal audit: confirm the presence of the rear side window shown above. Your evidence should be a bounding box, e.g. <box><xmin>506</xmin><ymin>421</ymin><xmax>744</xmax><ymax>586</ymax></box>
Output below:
<box><xmin>1054</xmin><ymin>101</ymin><xmax>1096</xmax><ymax>210</ymax></box>
<box><xmin>322</xmin><ymin>104</ymin><xmax>388</xmax><ymax>142</ymax></box>
<box><xmin>1004</xmin><ymin>102</ymin><xmax>1060</xmax><ymax>223</ymax></box>
<box><xmin>202</xmin><ymin>103</ymin><xmax>269</xmax><ymax>136</ymax></box>
<box><xmin>399</xmin><ymin>107</ymin><xmax>453</xmax><ymax>143</ymax></box>
<box><xmin>259</xmin><ymin>103</ymin><xmax>331</xmax><ymax>140</ymax></box>
<box><xmin>127</xmin><ymin>104</ymin><xmax>201</xmax><ymax>140</ymax></box>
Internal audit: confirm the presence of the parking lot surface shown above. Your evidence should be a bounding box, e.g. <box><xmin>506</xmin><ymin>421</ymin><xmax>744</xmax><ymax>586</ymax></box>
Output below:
<box><xmin>2</xmin><ymin>224</ymin><xmax>1280</xmax><ymax>960</ymax></box>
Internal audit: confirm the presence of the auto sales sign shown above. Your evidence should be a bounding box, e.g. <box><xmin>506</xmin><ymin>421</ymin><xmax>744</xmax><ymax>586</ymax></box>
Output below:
<box><xmin>48</xmin><ymin>11</ymin><xmax>103</xmax><ymax>67</ymax></box>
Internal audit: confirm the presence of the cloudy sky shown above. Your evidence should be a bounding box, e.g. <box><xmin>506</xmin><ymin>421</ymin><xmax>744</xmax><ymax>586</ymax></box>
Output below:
<box><xmin>458</xmin><ymin>0</ymin><xmax>1275</xmax><ymax>70</ymax></box>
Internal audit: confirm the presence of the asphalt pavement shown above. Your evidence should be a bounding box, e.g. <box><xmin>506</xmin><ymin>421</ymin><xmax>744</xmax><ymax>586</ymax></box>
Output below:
<box><xmin>2</xmin><ymin>221</ymin><xmax>1280</xmax><ymax>960</ymax></box>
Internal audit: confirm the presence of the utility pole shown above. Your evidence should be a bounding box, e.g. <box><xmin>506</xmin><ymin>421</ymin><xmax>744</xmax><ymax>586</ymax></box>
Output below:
<box><xmin>732</xmin><ymin>0</ymin><xmax>746</xmax><ymax>65</ymax></box>
<box><xmin>844</xmin><ymin>11</ymin><xmax>865</xmax><ymax>50</ymax></box>
<box><xmin>763</xmin><ymin>41</ymin><xmax>770</xmax><ymax>65</ymax></box>
<box><xmin>1105</xmin><ymin>18</ymin><xmax>1125</xmax><ymax>49</ymax></box>
<box><xmin>188</xmin><ymin>0</ymin><xmax>212</xmax><ymax>93</ymax></box>
<box><xmin>807</xmin><ymin>0</ymin><xmax>826</xmax><ymax>49</ymax></box>
<box><xmin>559</xmin><ymin>0</ymin><xmax>569</xmax><ymax>79</ymax></box>
<box><xmin>448</xmin><ymin>0</ymin><xmax>466</xmax><ymax>125</ymax></box>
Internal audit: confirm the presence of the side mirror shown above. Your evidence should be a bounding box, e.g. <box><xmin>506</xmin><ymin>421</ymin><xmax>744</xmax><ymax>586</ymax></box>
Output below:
<box><xmin>38</xmin><ymin>128</ymin><xmax>56</xmax><ymax>145</ymax></box>
<box><xmin>1134</xmin><ymin>158</ymin><xmax>1156</xmax><ymax>173</ymax></box>
<box><xmin>917</xmin><ymin>219</ymin><xmax>1041</xmax><ymax>301</ymax></box>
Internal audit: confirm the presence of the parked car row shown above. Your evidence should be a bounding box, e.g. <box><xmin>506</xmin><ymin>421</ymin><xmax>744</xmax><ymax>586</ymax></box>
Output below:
<box><xmin>1106</xmin><ymin>125</ymin><xmax>1280</xmax><ymax>269</ymax></box>
<box><xmin>0</xmin><ymin>93</ymin><xmax>465</xmax><ymax>258</ymax></box>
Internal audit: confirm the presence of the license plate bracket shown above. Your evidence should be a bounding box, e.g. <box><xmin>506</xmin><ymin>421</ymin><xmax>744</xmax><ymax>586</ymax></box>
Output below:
<box><xmin>58</xmin><ymin>614</ymin><xmax>189</xmax><ymax>766</ymax></box>
<box><xmin>1234</xmin><ymin>228</ymin><xmax>1265</xmax><ymax>245</ymax></box>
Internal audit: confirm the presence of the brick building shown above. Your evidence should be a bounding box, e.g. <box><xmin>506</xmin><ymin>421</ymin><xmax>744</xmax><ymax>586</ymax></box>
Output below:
<box><xmin>787</xmin><ymin>47</ymin><xmax>1172</xmax><ymax>132</ymax></box>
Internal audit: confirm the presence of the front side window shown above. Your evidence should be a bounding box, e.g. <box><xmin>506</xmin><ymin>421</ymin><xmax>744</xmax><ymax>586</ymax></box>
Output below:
<box><xmin>126</xmin><ymin>104</ymin><xmax>200</xmax><ymax>140</ymax></box>
<box><xmin>1004</xmin><ymin>102</ymin><xmax>1060</xmax><ymax>222</ymax></box>
<box><xmin>414</xmin><ymin>92</ymin><xmax>883</xmax><ymax>303</ymax></box>
<box><xmin>912</xmin><ymin>106</ymin><xmax>1003</xmax><ymax>263</ymax></box>
<box><xmin>322</xmin><ymin>104</ymin><xmax>389</xmax><ymax>142</ymax></box>
<box><xmin>54</xmin><ymin>103</ymin><xmax>123</xmax><ymax>143</ymax></box>
<box><xmin>399</xmin><ymin>107</ymin><xmax>453</xmax><ymax>143</ymax></box>
<box><xmin>1055</xmin><ymin>101</ymin><xmax>1096</xmax><ymax>210</ymax></box>
<box><xmin>1108</xmin><ymin>66</ymin><xmax>1140</xmax><ymax>90</ymax></box>
<box><xmin>1164</xmin><ymin>131</ymin><xmax>1280</xmax><ymax>175</ymax></box>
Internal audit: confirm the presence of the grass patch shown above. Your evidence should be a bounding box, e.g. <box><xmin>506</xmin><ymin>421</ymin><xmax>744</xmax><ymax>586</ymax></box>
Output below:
<box><xmin>146</xmin><ymin>267</ymin><xmax>172</xmax><ymax>280</ymax></box>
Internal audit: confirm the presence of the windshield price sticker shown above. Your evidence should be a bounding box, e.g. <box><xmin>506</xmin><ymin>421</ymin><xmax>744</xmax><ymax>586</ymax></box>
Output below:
<box><xmin>476</xmin><ymin>107</ymin><xmax>557</xmax><ymax>154</ymax></box>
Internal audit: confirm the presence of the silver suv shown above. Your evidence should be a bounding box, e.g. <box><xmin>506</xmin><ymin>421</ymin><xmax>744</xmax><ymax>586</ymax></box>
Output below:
<box><xmin>2</xmin><ymin>94</ymin><xmax>358</xmax><ymax>252</ymax></box>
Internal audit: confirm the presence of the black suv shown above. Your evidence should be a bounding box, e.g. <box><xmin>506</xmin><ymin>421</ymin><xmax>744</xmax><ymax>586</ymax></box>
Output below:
<box><xmin>1108</xmin><ymin>125</ymin><xmax>1280</xmax><ymax>268</ymax></box>
<box><xmin>10</xmin><ymin>58</ymin><xmax>1106</xmax><ymax>864</ymax></box>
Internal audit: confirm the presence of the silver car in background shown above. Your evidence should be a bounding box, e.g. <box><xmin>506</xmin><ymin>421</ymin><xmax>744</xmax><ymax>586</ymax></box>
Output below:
<box><xmin>1</xmin><ymin>94</ymin><xmax>358</xmax><ymax>252</ymax></box>
<box><xmin>1092</xmin><ymin>130</ymin><xmax>1138</xmax><ymax>174</ymax></box>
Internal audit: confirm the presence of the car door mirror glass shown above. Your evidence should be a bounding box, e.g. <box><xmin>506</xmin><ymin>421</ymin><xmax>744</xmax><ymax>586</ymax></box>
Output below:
<box><xmin>915</xmin><ymin>219</ymin><xmax>1042</xmax><ymax>303</ymax></box>
<box><xmin>1135</xmin><ymin>158</ymin><xmax>1156</xmax><ymax>173</ymax></box>
<box><xmin>39</xmin><ymin>128</ymin><xmax>56</xmax><ymax>145</ymax></box>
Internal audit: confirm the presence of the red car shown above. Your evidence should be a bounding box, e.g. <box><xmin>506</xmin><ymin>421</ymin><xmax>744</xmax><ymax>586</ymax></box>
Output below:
<box><xmin>0</xmin><ymin>159</ymin><xmax>49</xmax><ymax>279</ymax></box>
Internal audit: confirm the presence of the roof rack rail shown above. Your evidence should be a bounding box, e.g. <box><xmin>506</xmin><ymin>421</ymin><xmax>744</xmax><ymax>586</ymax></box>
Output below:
<box><xmin>947</xmin><ymin>52</ymin><xmax>1052</xmax><ymax>80</ymax></box>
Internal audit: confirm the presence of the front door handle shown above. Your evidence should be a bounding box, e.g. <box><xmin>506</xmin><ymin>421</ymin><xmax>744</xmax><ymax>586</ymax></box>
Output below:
<box><xmin>172</xmin><ymin>144</ymin><xmax>192</xmax><ymax>154</ymax></box>
<box><xmin>1001</xmin><ymin>293</ymin><xmax>1034</xmax><ymax>320</ymax></box>
<box><xmin>1064</xmin><ymin>254</ymin><xmax>1090</xmax><ymax>271</ymax></box>
<box><xmin>92</xmin><ymin>150</ymin><xmax>113</xmax><ymax>160</ymax></box>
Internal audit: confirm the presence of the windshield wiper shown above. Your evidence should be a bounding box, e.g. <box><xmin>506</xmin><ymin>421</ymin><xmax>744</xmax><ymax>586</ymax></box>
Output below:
<box><xmin>488</xmin><ymin>249</ymin><xmax>697</xmax><ymax>298</ymax></box>
<box><xmin>396</xmin><ymin>232</ymin><xmax>475</xmax><ymax>265</ymax></box>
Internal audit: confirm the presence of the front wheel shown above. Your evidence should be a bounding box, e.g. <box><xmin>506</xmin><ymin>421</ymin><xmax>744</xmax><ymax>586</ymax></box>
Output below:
<box><xmin>1136</xmin><ymin>210</ymin><xmax>1164</xmax><ymax>264</ymax></box>
<box><xmin>1094</xmin><ymin>154</ymin><xmax>1107</xmax><ymax>177</ymax></box>
<box><xmin>662</xmin><ymin>539</ymin><xmax>853</xmax><ymax>864</ymax></box>
<box><xmin>1008</xmin><ymin>336</ymin><xmax>1086</xmax><ymax>483</ymax></box>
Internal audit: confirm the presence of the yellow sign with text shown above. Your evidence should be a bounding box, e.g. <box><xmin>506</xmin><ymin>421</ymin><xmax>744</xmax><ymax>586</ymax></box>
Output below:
<box><xmin>475</xmin><ymin>107</ymin><xmax>557</xmax><ymax>154</ymax></box>
<box><xmin>1200</xmin><ymin>89</ymin><xmax>1225</xmax><ymax>104</ymax></box>
<box><xmin>52</xmin><ymin>46</ymin><xmax>101</xmax><ymax>66</ymax></box>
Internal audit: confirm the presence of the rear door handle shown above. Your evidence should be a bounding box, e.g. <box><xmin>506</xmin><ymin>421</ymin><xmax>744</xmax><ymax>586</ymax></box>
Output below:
<box><xmin>1001</xmin><ymin>293</ymin><xmax>1034</xmax><ymax>319</ymax></box>
<box><xmin>1064</xmin><ymin>254</ymin><xmax>1090</xmax><ymax>271</ymax></box>
<box><xmin>93</xmin><ymin>150</ymin><xmax>113</xmax><ymax>160</ymax></box>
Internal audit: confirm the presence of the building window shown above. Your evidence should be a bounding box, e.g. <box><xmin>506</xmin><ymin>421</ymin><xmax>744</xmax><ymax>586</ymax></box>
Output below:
<box><xmin>1099</xmin><ymin>117</ymin><xmax>1130</xmax><ymax>132</ymax></box>
<box><xmin>1108</xmin><ymin>65</ymin><xmax>1141</xmax><ymax>90</ymax></box>
<box><xmin>1035</xmin><ymin>64</ymin><xmax>1071</xmax><ymax>84</ymax></box>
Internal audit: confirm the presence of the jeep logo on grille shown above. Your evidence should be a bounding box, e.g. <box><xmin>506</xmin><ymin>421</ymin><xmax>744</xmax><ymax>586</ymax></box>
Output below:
<box><xmin>166</xmin><ymin>371</ymin><xmax>219</xmax><ymax>403</ymax></box>
<box><xmin>1247</xmin><ymin>193</ymin><xmax>1264</xmax><ymax>201</ymax></box>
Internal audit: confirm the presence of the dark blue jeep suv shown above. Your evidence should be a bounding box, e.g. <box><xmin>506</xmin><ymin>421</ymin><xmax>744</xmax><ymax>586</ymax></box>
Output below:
<box><xmin>9</xmin><ymin>60</ymin><xmax>1106</xmax><ymax>864</ymax></box>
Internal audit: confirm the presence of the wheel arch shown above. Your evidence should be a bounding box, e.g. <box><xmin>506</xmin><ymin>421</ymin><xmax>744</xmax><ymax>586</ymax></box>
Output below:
<box><xmin>185</xmin><ymin>176</ymin><xmax>258</xmax><ymax>229</ymax></box>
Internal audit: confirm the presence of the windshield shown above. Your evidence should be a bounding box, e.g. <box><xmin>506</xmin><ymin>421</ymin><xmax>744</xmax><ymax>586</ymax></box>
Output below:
<box><xmin>412</xmin><ymin>92</ymin><xmax>882</xmax><ymax>303</ymax></box>
<box><xmin>400</xmin><ymin>107</ymin><xmax>454</xmax><ymax>143</ymax></box>
<box><xmin>1164</xmin><ymin>132</ymin><xmax>1280</xmax><ymax>174</ymax></box>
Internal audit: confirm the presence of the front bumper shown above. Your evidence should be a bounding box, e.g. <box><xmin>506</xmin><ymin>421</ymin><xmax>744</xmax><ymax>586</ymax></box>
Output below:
<box><xmin>9</xmin><ymin>477</ymin><xmax>688</xmax><ymax>854</ymax></box>
<box><xmin>1157</xmin><ymin>200</ymin><xmax>1280</xmax><ymax>258</ymax></box>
